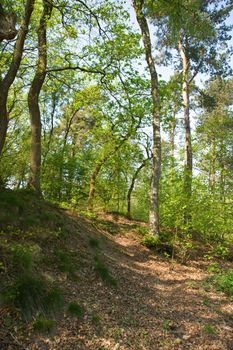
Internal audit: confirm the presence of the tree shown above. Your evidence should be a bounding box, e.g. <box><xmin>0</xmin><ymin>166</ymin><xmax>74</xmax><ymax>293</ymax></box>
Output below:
<box><xmin>28</xmin><ymin>0</ymin><xmax>53</xmax><ymax>194</ymax></box>
<box><xmin>0</xmin><ymin>0</ymin><xmax>35</xmax><ymax>159</ymax></box>
<box><xmin>132</xmin><ymin>0</ymin><xmax>161</xmax><ymax>236</ymax></box>
<box><xmin>146</xmin><ymin>0</ymin><xmax>233</xmax><ymax>223</ymax></box>
<box><xmin>0</xmin><ymin>4</ymin><xmax>17</xmax><ymax>42</ymax></box>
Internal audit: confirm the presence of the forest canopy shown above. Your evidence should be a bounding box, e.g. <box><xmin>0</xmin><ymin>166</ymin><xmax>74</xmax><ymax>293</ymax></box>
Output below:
<box><xmin>0</xmin><ymin>0</ymin><xmax>232</xmax><ymax>240</ymax></box>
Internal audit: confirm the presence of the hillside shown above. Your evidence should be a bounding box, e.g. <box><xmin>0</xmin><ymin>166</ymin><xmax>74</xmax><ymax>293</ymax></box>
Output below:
<box><xmin>0</xmin><ymin>190</ymin><xmax>232</xmax><ymax>350</ymax></box>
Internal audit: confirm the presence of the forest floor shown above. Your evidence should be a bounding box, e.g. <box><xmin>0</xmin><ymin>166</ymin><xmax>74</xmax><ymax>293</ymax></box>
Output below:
<box><xmin>0</xmin><ymin>200</ymin><xmax>233</xmax><ymax>350</ymax></box>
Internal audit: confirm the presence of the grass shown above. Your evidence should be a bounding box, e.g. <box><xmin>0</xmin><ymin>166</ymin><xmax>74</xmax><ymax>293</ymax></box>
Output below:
<box><xmin>3</xmin><ymin>274</ymin><xmax>47</xmax><ymax>320</ymax></box>
<box><xmin>11</xmin><ymin>244</ymin><xmax>33</xmax><ymax>271</ymax></box>
<box><xmin>2</xmin><ymin>274</ymin><xmax>64</xmax><ymax>320</ymax></box>
<box><xmin>94</xmin><ymin>257</ymin><xmax>117</xmax><ymax>287</ymax></box>
<box><xmin>89</xmin><ymin>237</ymin><xmax>100</xmax><ymax>248</ymax></box>
<box><xmin>33</xmin><ymin>317</ymin><xmax>55</xmax><ymax>333</ymax></box>
<box><xmin>203</xmin><ymin>324</ymin><xmax>216</xmax><ymax>334</ymax></box>
<box><xmin>54</xmin><ymin>248</ymin><xmax>77</xmax><ymax>278</ymax></box>
<box><xmin>43</xmin><ymin>287</ymin><xmax>64</xmax><ymax>314</ymax></box>
<box><xmin>68</xmin><ymin>302</ymin><xmax>85</xmax><ymax>318</ymax></box>
<box><xmin>91</xmin><ymin>313</ymin><xmax>101</xmax><ymax>325</ymax></box>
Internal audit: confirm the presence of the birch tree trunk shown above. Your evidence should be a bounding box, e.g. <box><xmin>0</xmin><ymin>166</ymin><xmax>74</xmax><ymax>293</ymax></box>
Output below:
<box><xmin>28</xmin><ymin>0</ymin><xmax>53</xmax><ymax>194</ymax></box>
<box><xmin>132</xmin><ymin>0</ymin><xmax>161</xmax><ymax>236</ymax></box>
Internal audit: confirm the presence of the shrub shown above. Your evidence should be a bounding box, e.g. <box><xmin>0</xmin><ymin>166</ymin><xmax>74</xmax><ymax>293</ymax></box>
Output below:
<box><xmin>136</xmin><ymin>226</ymin><xmax>149</xmax><ymax>236</ymax></box>
<box><xmin>142</xmin><ymin>234</ymin><xmax>159</xmax><ymax>248</ymax></box>
<box><xmin>214</xmin><ymin>270</ymin><xmax>233</xmax><ymax>296</ymax></box>
<box><xmin>94</xmin><ymin>257</ymin><xmax>117</xmax><ymax>287</ymax></box>
<box><xmin>68</xmin><ymin>302</ymin><xmax>85</xmax><ymax>318</ymax></box>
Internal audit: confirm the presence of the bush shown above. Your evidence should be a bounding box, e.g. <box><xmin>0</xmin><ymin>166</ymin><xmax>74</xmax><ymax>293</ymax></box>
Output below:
<box><xmin>68</xmin><ymin>302</ymin><xmax>85</xmax><ymax>318</ymax></box>
<box><xmin>94</xmin><ymin>257</ymin><xmax>117</xmax><ymax>287</ymax></box>
<box><xmin>214</xmin><ymin>270</ymin><xmax>233</xmax><ymax>296</ymax></box>
<box><xmin>142</xmin><ymin>234</ymin><xmax>159</xmax><ymax>248</ymax></box>
<box><xmin>136</xmin><ymin>226</ymin><xmax>149</xmax><ymax>236</ymax></box>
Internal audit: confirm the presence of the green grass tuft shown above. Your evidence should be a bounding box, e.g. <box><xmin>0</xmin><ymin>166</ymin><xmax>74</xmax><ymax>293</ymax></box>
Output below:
<box><xmin>33</xmin><ymin>317</ymin><xmax>55</xmax><ymax>333</ymax></box>
<box><xmin>54</xmin><ymin>248</ymin><xmax>77</xmax><ymax>278</ymax></box>
<box><xmin>94</xmin><ymin>257</ymin><xmax>117</xmax><ymax>287</ymax></box>
<box><xmin>11</xmin><ymin>244</ymin><xmax>33</xmax><ymax>271</ymax></box>
<box><xmin>43</xmin><ymin>287</ymin><xmax>64</xmax><ymax>314</ymax></box>
<box><xmin>3</xmin><ymin>274</ymin><xmax>47</xmax><ymax>320</ymax></box>
<box><xmin>89</xmin><ymin>238</ymin><xmax>99</xmax><ymax>248</ymax></box>
<box><xmin>203</xmin><ymin>324</ymin><xmax>215</xmax><ymax>334</ymax></box>
<box><xmin>68</xmin><ymin>302</ymin><xmax>85</xmax><ymax>318</ymax></box>
<box><xmin>91</xmin><ymin>313</ymin><xmax>101</xmax><ymax>325</ymax></box>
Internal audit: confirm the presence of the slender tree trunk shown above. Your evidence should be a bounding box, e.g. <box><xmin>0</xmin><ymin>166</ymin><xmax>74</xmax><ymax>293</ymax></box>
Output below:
<box><xmin>178</xmin><ymin>38</ymin><xmax>192</xmax><ymax>223</ymax></box>
<box><xmin>0</xmin><ymin>0</ymin><xmax>35</xmax><ymax>157</ymax></box>
<box><xmin>132</xmin><ymin>0</ymin><xmax>161</xmax><ymax>236</ymax></box>
<box><xmin>209</xmin><ymin>138</ymin><xmax>216</xmax><ymax>192</ymax></box>
<box><xmin>169</xmin><ymin>110</ymin><xmax>177</xmax><ymax>170</ymax></box>
<box><xmin>88</xmin><ymin>159</ymin><xmax>107</xmax><ymax>209</ymax></box>
<box><xmin>127</xmin><ymin>159</ymin><xmax>149</xmax><ymax>219</ymax></box>
<box><xmin>42</xmin><ymin>93</ymin><xmax>57</xmax><ymax>167</ymax></box>
<box><xmin>28</xmin><ymin>0</ymin><xmax>53</xmax><ymax>194</ymax></box>
<box><xmin>58</xmin><ymin>109</ymin><xmax>78</xmax><ymax>200</ymax></box>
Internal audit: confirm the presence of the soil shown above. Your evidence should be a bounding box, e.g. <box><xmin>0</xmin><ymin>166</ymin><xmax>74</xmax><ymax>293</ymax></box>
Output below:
<box><xmin>0</xmin><ymin>212</ymin><xmax>232</xmax><ymax>350</ymax></box>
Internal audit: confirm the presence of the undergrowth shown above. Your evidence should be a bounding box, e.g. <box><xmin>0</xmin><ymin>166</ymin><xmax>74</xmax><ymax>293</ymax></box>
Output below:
<box><xmin>94</xmin><ymin>256</ymin><xmax>117</xmax><ymax>287</ymax></box>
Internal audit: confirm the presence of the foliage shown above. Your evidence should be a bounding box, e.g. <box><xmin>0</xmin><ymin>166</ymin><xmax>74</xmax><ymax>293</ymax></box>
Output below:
<box><xmin>213</xmin><ymin>270</ymin><xmax>233</xmax><ymax>297</ymax></box>
<box><xmin>142</xmin><ymin>235</ymin><xmax>159</xmax><ymax>248</ymax></box>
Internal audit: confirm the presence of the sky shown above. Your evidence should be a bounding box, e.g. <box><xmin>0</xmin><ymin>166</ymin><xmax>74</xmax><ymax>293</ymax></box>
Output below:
<box><xmin>124</xmin><ymin>0</ymin><xmax>233</xmax><ymax>84</ymax></box>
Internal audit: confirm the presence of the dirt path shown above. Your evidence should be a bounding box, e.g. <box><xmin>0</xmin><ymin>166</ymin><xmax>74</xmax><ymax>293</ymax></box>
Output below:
<box><xmin>14</xmin><ymin>217</ymin><xmax>233</xmax><ymax>350</ymax></box>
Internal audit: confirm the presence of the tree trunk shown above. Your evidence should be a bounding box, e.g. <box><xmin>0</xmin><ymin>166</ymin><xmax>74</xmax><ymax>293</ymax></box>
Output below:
<box><xmin>28</xmin><ymin>0</ymin><xmax>53</xmax><ymax>194</ymax></box>
<box><xmin>178</xmin><ymin>38</ymin><xmax>192</xmax><ymax>224</ymax></box>
<box><xmin>132</xmin><ymin>0</ymin><xmax>161</xmax><ymax>236</ymax></box>
<box><xmin>127</xmin><ymin>159</ymin><xmax>149</xmax><ymax>219</ymax></box>
<box><xmin>88</xmin><ymin>159</ymin><xmax>107</xmax><ymax>209</ymax></box>
<box><xmin>0</xmin><ymin>0</ymin><xmax>35</xmax><ymax>157</ymax></box>
<box><xmin>169</xmin><ymin>110</ymin><xmax>177</xmax><ymax>170</ymax></box>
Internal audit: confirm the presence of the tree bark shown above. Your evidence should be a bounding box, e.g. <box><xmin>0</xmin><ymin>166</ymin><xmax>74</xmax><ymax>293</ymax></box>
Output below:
<box><xmin>28</xmin><ymin>0</ymin><xmax>53</xmax><ymax>194</ymax></box>
<box><xmin>132</xmin><ymin>0</ymin><xmax>161</xmax><ymax>236</ymax></box>
<box><xmin>127</xmin><ymin>158</ymin><xmax>149</xmax><ymax>219</ymax></box>
<box><xmin>178</xmin><ymin>37</ymin><xmax>192</xmax><ymax>223</ymax></box>
<box><xmin>0</xmin><ymin>5</ymin><xmax>17</xmax><ymax>42</ymax></box>
<box><xmin>0</xmin><ymin>0</ymin><xmax>35</xmax><ymax>157</ymax></box>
